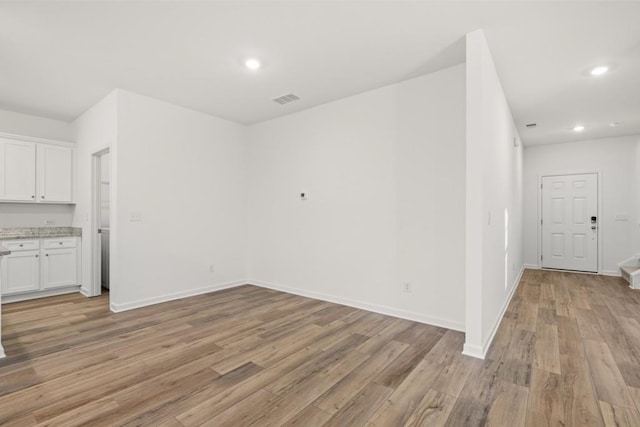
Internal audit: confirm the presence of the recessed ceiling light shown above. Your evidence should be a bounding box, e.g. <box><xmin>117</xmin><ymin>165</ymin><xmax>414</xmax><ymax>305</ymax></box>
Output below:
<box><xmin>610</xmin><ymin>122</ymin><xmax>621</xmax><ymax>127</ymax></box>
<box><xmin>573</xmin><ymin>125</ymin><xmax>585</xmax><ymax>132</ymax></box>
<box><xmin>590</xmin><ymin>66</ymin><xmax>609</xmax><ymax>76</ymax></box>
<box><xmin>244</xmin><ymin>58</ymin><xmax>261</xmax><ymax>71</ymax></box>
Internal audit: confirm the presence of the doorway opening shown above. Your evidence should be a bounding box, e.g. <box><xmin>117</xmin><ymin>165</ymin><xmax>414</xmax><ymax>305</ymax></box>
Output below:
<box><xmin>539</xmin><ymin>172</ymin><xmax>599</xmax><ymax>273</ymax></box>
<box><xmin>92</xmin><ymin>148</ymin><xmax>110</xmax><ymax>299</ymax></box>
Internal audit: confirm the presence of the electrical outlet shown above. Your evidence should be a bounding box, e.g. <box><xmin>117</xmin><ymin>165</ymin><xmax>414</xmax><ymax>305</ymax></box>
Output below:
<box><xmin>209</xmin><ymin>264</ymin><xmax>215</xmax><ymax>273</ymax></box>
<box><xmin>403</xmin><ymin>282</ymin><xmax>412</xmax><ymax>293</ymax></box>
<box><xmin>129</xmin><ymin>211</ymin><xmax>142</xmax><ymax>222</ymax></box>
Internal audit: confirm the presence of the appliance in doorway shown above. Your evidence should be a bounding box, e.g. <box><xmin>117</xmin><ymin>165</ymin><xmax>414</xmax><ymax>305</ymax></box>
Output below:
<box><xmin>540</xmin><ymin>173</ymin><xmax>598</xmax><ymax>272</ymax></box>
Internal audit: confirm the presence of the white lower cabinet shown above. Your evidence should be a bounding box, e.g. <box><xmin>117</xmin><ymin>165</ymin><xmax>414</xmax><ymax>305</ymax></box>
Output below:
<box><xmin>1</xmin><ymin>238</ymin><xmax>79</xmax><ymax>298</ymax></box>
<box><xmin>1</xmin><ymin>250</ymin><xmax>41</xmax><ymax>294</ymax></box>
<box><xmin>42</xmin><ymin>248</ymin><xmax>77</xmax><ymax>289</ymax></box>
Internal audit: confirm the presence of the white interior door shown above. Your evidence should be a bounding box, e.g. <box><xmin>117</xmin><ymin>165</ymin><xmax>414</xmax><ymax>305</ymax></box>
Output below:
<box><xmin>541</xmin><ymin>173</ymin><xmax>598</xmax><ymax>272</ymax></box>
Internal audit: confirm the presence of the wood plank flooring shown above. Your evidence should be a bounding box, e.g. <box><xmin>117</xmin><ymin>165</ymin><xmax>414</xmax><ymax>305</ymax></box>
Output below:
<box><xmin>1</xmin><ymin>270</ymin><xmax>640</xmax><ymax>426</ymax></box>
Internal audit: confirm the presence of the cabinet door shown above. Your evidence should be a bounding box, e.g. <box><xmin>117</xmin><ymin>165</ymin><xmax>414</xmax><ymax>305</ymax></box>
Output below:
<box><xmin>0</xmin><ymin>138</ymin><xmax>36</xmax><ymax>201</ymax></box>
<box><xmin>42</xmin><ymin>248</ymin><xmax>77</xmax><ymax>289</ymax></box>
<box><xmin>37</xmin><ymin>144</ymin><xmax>73</xmax><ymax>203</ymax></box>
<box><xmin>1</xmin><ymin>250</ymin><xmax>41</xmax><ymax>295</ymax></box>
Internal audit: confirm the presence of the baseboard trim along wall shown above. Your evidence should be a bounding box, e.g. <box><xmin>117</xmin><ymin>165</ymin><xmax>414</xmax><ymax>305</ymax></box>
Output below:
<box><xmin>523</xmin><ymin>263</ymin><xmax>539</xmax><ymax>270</ymax></box>
<box><xmin>2</xmin><ymin>286</ymin><xmax>81</xmax><ymax>304</ymax></box>
<box><xmin>248</xmin><ymin>279</ymin><xmax>465</xmax><ymax>332</ymax></box>
<box><xmin>109</xmin><ymin>279</ymin><xmax>246</xmax><ymax>312</ymax></box>
<box><xmin>462</xmin><ymin>264</ymin><xmax>525</xmax><ymax>359</ymax></box>
<box><xmin>601</xmin><ymin>270</ymin><xmax>622</xmax><ymax>277</ymax></box>
<box><xmin>0</xmin><ymin>344</ymin><xmax>5</xmax><ymax>359</ymax></box>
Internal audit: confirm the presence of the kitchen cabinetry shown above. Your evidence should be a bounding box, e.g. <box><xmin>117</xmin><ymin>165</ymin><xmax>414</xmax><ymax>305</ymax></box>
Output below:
<box><xmin>1</xmin><ymin>237</ymin><xmax>80</xmax><ymax>299</ymax></box>
<box><xmin>42</xmin><ymin>238</ymin><xmax>77</xmax><ymax>289</ymax></box>
<box><xmin>0</xmin><ymin>138</ymin><xmax>36</xmax><ymax>201</ymax></box>
<box><xmin>37</xmin><ymin>144</ymin><xmax>74</xmax><ymax>203</ymax></box>
<box><xmin>1</xmin><ymin>249</ymin><xmax>41</xmax><ymax>294</ymax></box>
<box><xmin>0</xmin><ymin>134</ymin><xmax>74</xmax><ymax>204</ymax></box>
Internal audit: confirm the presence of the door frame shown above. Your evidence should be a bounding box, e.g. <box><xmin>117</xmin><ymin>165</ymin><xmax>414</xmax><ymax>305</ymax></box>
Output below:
<box><xmin>91</xmin><ymin>146</ymin><xmax>110</xmax><ymax>298</ymax></box>
<box><xmin>537</xmin><ymin>170</ymin><xmax>602</xmax><ymax>274</ymax></box>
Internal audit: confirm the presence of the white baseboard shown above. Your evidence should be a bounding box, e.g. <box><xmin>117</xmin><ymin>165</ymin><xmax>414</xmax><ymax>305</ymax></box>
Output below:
<box><xmin>462</xmin><ymin>343</ymin><xmax>483</xmax><ymax>359</ymax></box>
<box><xmin>109</xmin><ymin>280</ymin><xmax>246</xmax><ymax>313</ymax></box>
<box><xmin>0</xmin><ymin>344</ymin><xmax>5</xmax><ymax>358</ymax></box>
<box><xmin>601</xmin><ymin>270</ymin><xmax>622</xmax><ymax>277</ymax></box>
<box><xmin>463</xmin><ymin>264</ymin><xmax>525</xmax><ymax>360</ymax></box>
<box><xmin>247</xmin><ymin>279</ymin><xmax>465</xmax><ymax>332</ymax></box>
<box><xmin>523</xmin><ymin>263</ymin><xmax>539</xmax><ymax>270</ymax></box>
<box><xmin>1</xmin><ymin>286</ymin><xmax>81</xmax><ymax>304</ymax></box>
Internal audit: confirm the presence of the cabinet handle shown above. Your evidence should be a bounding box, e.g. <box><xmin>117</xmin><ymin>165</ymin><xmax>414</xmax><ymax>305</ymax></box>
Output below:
<box><xmin>31</xmin><ymin>195</ymin><xmax>35</xmax><ymax>199</ymax></box>
<box><xmin>35</xmin><ymin>254</ymin><xmax>39</xmax><ymax>258</ymax></box>
<box><xmin>41</xmin><ymin>196</ymin><xmax>45</xmax><ymax>199</ymax></box>
<box><xmin>59</xmin><ymin>242</ymin><xmax>63</xmax><ymax>245</ymax></box>
<box><xmin>45</xmin><ymin>254</ymin><xmax>49</xmax><ymax>257</ymax></box>
<box><xmin>19</xmin><ymin>244</ymin><xmax>23</xmax><ymax>247</ymax></box>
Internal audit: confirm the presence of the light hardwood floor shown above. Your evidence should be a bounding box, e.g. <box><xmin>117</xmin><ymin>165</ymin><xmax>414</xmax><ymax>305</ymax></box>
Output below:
<box><xmin>1</xmin><ymin>270</ymin><xmax>640</xmax><ymax>426</ymax></box>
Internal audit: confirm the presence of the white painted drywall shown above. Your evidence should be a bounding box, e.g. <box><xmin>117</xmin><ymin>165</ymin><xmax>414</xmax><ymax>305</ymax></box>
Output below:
<box><xmin>524</xmin><ymin>135</ymin><xmax>640</xmax><ymax>274</ymax></box>
<box><xmin>0</xmin><ymin>108</ymin><xmax>73</xmax><ymax>141</ymax></box>
<box><xmin>247</xmin><ymin>64</ymin><xmax>466</xmax><ymax>331</ymax></box>
<box><xmin>112</xmin><ymin>90</ymin><xmax>248</xmax><ymax>309</ymax></box>
<box><xmin>0</xmin><ymin>204</ymin><xmax>75</xmax><ymax>227</ymax></box>
<box><xmin>635</xmin><ymin>136</ymin><xmax>640</xmax><ymax>255</ymax></box>
<box><xmin>464</xmin><ymin>30</ymin><xmax>524</xmax><ymax>358</ymax></box>
<box><xmin>72</xmin><ymin>90</ymin><xmax>118</xmax><ymax>295</ymax></box>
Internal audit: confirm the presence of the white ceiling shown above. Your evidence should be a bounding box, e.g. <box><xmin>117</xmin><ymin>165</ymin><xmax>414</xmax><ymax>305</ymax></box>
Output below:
<box><xmin>1</xmin><ymin>2</ymin><xmax>639</xmax><ymax>145</ymax></box>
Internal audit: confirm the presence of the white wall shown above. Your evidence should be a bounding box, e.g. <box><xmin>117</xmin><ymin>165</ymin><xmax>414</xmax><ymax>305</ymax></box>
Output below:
<box><xmin>631</xmin><ymin>135</ymin><xmax>640</xmax><ymax>255</ymax></box>
<box><xmin>0</xmin><ymin>108</ymin><xmax>73</xmax><ymax>141</ymax></box>
<box><xmin>72</xmin><ymin>91</ymin><xmax>118</xmax><ymax>295</ymax></box>
<box><xmin>113</xmin><ymin>90</ymin><xmax>248</xmax><ymax>310</ymax></box>
<box><xmin>247</xmin><ymin>64</ymin><xmax>466</xmax><ymax>331</ymax></box>
<box><xmin>635</xmin><ymin>137</ymin><xmax>640</xmax><ymax>254</ymax></box>
<box><xmin>0</xmin><ymin>204</ymin><xmax>74</xmax><ymax>228</ymax></box>
<box><xmin>524</xmin><ymin>135</ymin><xmax>640</xmax><ymax>274</ymax></box>
<box><xmin>0</xmin><ymin>109</ymin><xmax>75</xmax><ymax>228</ymax></box>
<box><xmin>464</xmin><ymin>30</ymin><xmax>524</xmax><ymax>358</ymax></box>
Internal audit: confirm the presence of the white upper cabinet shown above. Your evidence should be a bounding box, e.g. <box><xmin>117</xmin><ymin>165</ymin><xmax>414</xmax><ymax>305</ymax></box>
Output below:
<box><xmin>37</xmin><ymin>144</ymin><xmax>73</xmax><ymax>203</ymax></box>
<box><xmin>0</xmin><ymin>134</ymin><xmax>74</xmax><ymax>204</ymax></box>
<box><xmin>0</xmin><ymin>137</ymin><xmax>37</xmax><ymax>201</ymax></box>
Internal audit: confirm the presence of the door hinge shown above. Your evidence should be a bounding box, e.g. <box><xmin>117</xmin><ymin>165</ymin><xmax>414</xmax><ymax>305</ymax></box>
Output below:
<box><xmin>541</xmin><ymin>219</ymin><xmax>543</xmax><ymax>225</ymax></box>
<box><xmin>541</xmin><ymin>254</ymin><xmax>543</xmax><ymax>261</ymax></box>
<box><xmin>541</xmin><ymin>183</ymin><xmax>543</xmax><ymax>189</ymax></box>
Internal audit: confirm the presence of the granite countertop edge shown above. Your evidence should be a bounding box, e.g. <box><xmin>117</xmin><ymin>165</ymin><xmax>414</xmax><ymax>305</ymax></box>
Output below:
<box><xmin>0</xmin><ymin>227</ymin><xmax>83</xmax><ymax>241</ymax></box>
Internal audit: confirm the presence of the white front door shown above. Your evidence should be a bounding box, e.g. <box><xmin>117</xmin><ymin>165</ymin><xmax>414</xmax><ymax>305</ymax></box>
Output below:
<box><xmin>541</xmin><ymin>173</ymin><xmax>598</xmax><ymax>272</ymax></box>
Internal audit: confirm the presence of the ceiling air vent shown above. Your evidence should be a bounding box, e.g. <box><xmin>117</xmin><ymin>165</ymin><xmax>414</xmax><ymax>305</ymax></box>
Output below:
<box><xmin>525</xmin><ymin>123</ymin><xmax>537</xmax><ymax>128</ymax></box>
<box><xmin>272</xmin><ymin>93</ymin><xmax>300</xmax><ymax>105</ymax></box>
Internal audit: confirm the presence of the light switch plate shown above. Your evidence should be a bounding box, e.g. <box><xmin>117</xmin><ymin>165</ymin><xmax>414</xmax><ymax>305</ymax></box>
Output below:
<box><xmin>615</xmin><ymin>213</ymin><xmax>629</xmax><ymax>221</ymax></box>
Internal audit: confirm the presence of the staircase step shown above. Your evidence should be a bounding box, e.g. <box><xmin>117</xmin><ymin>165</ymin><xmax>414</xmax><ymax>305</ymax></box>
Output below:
<box><xmin>621</xmin><ymin>265</ymin><xmax>640</xmax><ymax>275</ymax></box>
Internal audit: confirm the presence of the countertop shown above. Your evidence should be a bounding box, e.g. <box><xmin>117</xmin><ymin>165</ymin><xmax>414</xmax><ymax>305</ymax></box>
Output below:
<box><xmin>0</xmin><ymin>227</ymin><xmax>82</xmax><ymax>241</ymax></box>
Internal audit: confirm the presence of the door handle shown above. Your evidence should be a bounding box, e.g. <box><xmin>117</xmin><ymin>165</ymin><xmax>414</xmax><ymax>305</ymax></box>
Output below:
<box><xmin>591</xmin><ymin>225</ymin><xmax>597</xmax><ymax>230</ymax></box>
